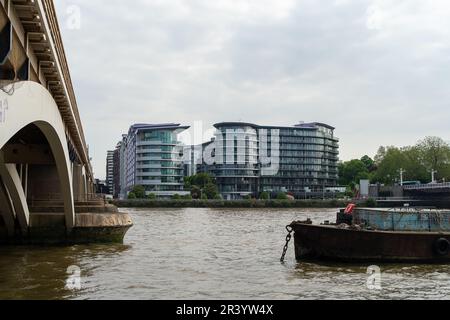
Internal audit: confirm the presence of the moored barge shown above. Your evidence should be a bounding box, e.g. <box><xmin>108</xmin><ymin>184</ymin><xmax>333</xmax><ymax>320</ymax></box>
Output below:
<box><xmin>288</xmin><ymin>206</ymin><xmax>450</xmax><ymax>263</ymax></box>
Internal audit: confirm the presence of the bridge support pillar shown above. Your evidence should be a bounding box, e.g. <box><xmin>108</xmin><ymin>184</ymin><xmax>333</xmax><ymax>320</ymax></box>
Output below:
<box><xmin>84</xmin><ymin>174</ymin><xmax>90</xmax><ymax>200</ymax></box>
<box><xmin>90</xmin><ymin>179</ymin><xmax>95</xmax><ymax>197</ymax></box>
<box><xmin>0</xmin><ymin>176</ymin><xmax>16</xmax><ymax>237</ymax></box>
<box><xmin>0</xmin><ymin>162</ymin><xmax>29</xmax><ymax>233</ymax></box>
<box><xmin>81</xmin><ymin>172</ymin><xmax>87</xmax><ymax>202</ymax></box>
<box><xmin>72</xmin><ymin>163</ymin><xmax>84</xmax><ymax>202</ymax></box>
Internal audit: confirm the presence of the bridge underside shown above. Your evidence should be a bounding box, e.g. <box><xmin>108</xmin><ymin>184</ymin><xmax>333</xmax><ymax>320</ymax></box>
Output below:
<box><xmin>0</xmin><ymin>81</ymin><xmax>95</xmax><ymax>237</ymax></box>
<box><xmin>0</xmin><ymin>2</ymin><xmax>133</xmax><ymax>244</ymax></box>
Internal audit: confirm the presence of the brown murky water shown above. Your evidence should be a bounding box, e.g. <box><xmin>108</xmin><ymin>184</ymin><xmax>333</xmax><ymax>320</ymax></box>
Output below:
<box><xmin>0</xmin><ymin>208</ymin><xmax>449</xmax><ymax>300</ymax></box>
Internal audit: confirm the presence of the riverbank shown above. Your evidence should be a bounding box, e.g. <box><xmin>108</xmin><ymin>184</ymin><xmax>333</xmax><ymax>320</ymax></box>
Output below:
<box><xmin>110</xmin><ymin>199</ymin><xmax>359</xmax><ymax>208</ymax></box>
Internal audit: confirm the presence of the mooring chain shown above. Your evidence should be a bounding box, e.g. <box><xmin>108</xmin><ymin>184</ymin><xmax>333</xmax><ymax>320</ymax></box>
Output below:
<box><xmin>280</xmin><ymin>224</ymin><xmax>294</xmax><ymax>263</ymax></box>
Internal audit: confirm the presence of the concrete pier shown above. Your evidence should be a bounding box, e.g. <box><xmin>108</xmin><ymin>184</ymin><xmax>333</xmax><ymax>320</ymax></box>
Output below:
<box><xmin>0</xmin><ymin>204</ymin><xmax>133</xmax><ymax>245</ymax></box>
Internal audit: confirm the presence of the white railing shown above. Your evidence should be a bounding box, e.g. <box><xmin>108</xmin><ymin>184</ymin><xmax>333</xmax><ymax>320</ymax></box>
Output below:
<box><xmin>403</xmin><ymin>182</ymin><xmax>450</xmax><ymax>190</ymax></box>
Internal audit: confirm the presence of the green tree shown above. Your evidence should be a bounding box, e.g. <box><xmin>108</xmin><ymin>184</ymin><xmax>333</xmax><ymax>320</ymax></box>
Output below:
<box><xmin>373</xmin><ymin>145</ymin><xmax>433</xmax><ymax>184</ymax></box>
<box><xmin>147</xmin><ymin>193</ymin><xmax>157</xmax><ymax>200</ymax></box>
<box><xmin>259</xmin><ymin>192</ymin><xmax>270</xmax><ymax>200</ymax></box>
<box><xmin>128</xmin><ymin>192</ymin><xmax>136</xmax><ymax>199</ymax></box>
<box><xmin>204</xmin><ymin>183</ymin><xmax>219</xmax><ymax>199</ymax></box>
<box><xmin>345</xmin><ymin>186</ymin><xmax>354</xmax><ymax>198</ymax></box>
<box><xmin>131</xmin><ymin>185</ymin><xmax>146</xmax><ymax>199</ymax></box>
<box><xmin>190</xmin><ymin>185</ymin><xmax>202</xmax><ymax>199</ymax></box>
<box><xmin>416</xmin><ymin>136</ymin><xmax>450</xmax><ymax>181</ymax></box>
<box><xmin>182</xmin><ymin>194</ymin><xmax>192</xmax><ymax>200</ymax></box>
<box><xmin>372</xmin><ymin>147</ymin><xmax>405</xmax><ymax>184</ymax></box>
<box><xmin>401</xmin><ymin>146</ymin><xmax>429</xmax><ymax>183</ymax></box>
<box><xmin>361</xmin><ymin>155</ymin><xmax>376</xmax><ymax>172</ymax></box>
<box><xmin>276</xmin><ymin>192</ymin><xmax>288</xmax><ymax>200</ymax></box>
<box><xmin>341</xmin><ymin>136</ymin><xmax>450</xmax><ymax>187</ymax></box>
<box><xmin>186</xmin><ymin>173</ymin><xmax>220</xmax><ymax>199</ymax></box>
<box><xmin>183</xmin><ymin>176</ymin><xmax>192</xmax><ymax>190</ymax></box>
<box><xmin>338</xmin><ymin>159</ymin><xmax>369</xmax><ymax>186</ymax></box>
<box><xmin>189</xmin><ymin>173</ymin><xmax>214</xmax><ymax>189</ymax></box>
<box><xmin>374</xmin><ymin>146</ymin><xmax>387</xmax><ymax>165</ymax></box>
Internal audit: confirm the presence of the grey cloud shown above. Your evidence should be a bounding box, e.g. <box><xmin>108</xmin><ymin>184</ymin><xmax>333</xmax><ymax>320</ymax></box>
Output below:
<box><xmin>55</xmin><ymin>0</ymin><xmax>450</xmax><ymax>179</ymax></box>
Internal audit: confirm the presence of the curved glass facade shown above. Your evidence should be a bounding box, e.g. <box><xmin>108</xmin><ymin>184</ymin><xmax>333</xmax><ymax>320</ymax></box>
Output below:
<box><xmin>200</xmin><ymin>122</ymin><xmax>339</xmax><ymax>199</ymax></box>
<box><xmin>124</xmin><ymin>124</ymin><xmax>190</xmax><ymax>197</ymax></box>
<box><xmin>261</xmin><ymin>125</ymin><xmax>339</xmax><ymax>195</ymax></box>
<box><xmin>205</xmin><ymin>124</ymin><xmax>260</xmax><ymax>199</ymax></box>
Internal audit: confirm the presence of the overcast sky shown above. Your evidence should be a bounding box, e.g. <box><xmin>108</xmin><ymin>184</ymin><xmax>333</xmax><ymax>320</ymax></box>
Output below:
<box><xmin>55</xmin><ymin>0</ymin><xmax>450</xmax><ymax>179</ymax></box>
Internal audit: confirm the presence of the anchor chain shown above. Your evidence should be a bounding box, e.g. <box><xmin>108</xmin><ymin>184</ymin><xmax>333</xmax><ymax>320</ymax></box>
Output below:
<box><xmin>280</xmin><ymin>224</ymin><xmax>294</xmax><ymax>262</ymax></box>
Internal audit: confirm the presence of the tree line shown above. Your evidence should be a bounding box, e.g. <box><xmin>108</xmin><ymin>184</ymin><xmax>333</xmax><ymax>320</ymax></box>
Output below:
<box><xmin>126</xmin><ymin>173</ymin><xmax>221</xmax><ymax>200</ymax></box>
<box><xmin>339</xmin><ymin>136</ymin><xmax>450</xmax><ymax>189</ymax></box>
<box><xmin>127</xmin><ymin>172</ymin><xmax>291</xmax><ymax>200</ymax></box>
<box><xmin>127</xmin><ymin>136</ymin><xmax>450</xmax><ymax>199</ymax></box>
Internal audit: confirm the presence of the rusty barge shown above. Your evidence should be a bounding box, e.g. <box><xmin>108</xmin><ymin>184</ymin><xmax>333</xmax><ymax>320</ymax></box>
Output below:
<box><xmin>287</xmin><ymin>206</ymin><xmax>450</xmax><ymax>263</ymax></box>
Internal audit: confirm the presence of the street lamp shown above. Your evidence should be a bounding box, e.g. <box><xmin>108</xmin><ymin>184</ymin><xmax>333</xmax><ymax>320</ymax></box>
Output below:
<box><xmin>399</xmin><ymin>168</ymin><xmax>405</xmax><ymax>186</ymax></box>
<box><xmin>431</xmin><ymin>169</ymin><xmax>438</xmax><ymax>184</ymax></box>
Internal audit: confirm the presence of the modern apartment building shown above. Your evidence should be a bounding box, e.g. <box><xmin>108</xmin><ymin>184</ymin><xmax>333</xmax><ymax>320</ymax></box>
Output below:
<box><xmin>118</xmin><ymin>134</ymin><xmax>128</xmax><ymax>199</ymax></box>
<box><xmin>121</xmin><ymin>123</ymin><xmax>190</xmax><ymax>198</ymax></box>
<box><xmin>198</xmin><ymin>122</ymin><xmax>339</xmax><ymax>200</ymax></box>
<box><xmin>112</xmin><ymin>142</ymin><xmax>122</xmax><ymax>199</ymax></box>
<box><xmin>183</xmin><ymin>145</ymin><xmax>203</xmax><ymax>177</ymax></box>
<box><xmin>105</xmin><ymin>150</ymin><xmax>114</xmax><ymax>195</ymax></box>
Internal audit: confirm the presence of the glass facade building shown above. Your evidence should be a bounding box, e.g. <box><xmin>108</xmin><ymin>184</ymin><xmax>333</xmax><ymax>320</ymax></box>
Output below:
<box><xmin>112</xmin><ymin>142</ymin><xmax>121</xmax><ymax>199</ymax></box>
<box><xmin>105</xmin><ymin>150</ymin><xmax>114</xmax><ymax>195</ymax></box>
<box><xmin>200</xmin><ymin>124</ymin><xmax>260</xmax><ymax>199</ymax></box>
<box><xmin>122</xmin><ymin>123</ymin><xmax>190</xmax><ymax>198</ymax></box>
<box><xmin>199</xmin><ymin>122</ymin><xmax>339</xmax><ymax>200</ymax></box>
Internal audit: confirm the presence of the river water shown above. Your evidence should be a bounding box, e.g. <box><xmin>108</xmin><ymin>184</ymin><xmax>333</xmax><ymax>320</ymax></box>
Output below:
<box><xmin>0</xmin><ymin>208</ymin><xmax>449</xmax><ymax>300</ymax></box>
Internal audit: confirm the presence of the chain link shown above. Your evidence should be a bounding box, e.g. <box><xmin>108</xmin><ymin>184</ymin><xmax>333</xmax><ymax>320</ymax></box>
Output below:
<box><xmin>280</xmin><ymin>224</ymin><xmax>294</xmax><ymax>262</ymax></box>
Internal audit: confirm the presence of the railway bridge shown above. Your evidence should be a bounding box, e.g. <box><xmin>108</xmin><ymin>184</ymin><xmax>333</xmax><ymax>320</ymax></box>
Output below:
<box><xmin>0</xmin><ymin>0</ymin><xmax>131</xmax><ymax>242</ymax></box>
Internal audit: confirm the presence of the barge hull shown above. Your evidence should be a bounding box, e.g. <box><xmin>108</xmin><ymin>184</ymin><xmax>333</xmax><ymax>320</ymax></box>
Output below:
<box><xmin>293</xmin><ymin>223</ymin><xmax>450</xmax><ymax>263</ymax></box>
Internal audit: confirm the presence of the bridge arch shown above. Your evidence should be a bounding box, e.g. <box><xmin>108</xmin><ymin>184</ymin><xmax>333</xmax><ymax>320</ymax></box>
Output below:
<box><xmin>0</xmin><ymin>81</ymin><xmax>75</xmax><ymax>232</ymax></box>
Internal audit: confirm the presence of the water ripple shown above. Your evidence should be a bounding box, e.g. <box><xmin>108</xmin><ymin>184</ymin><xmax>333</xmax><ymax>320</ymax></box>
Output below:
<box><xmin>0</xmin><ymin>208</ymin><xmax>449</xmax><ymax>300</ymax></box>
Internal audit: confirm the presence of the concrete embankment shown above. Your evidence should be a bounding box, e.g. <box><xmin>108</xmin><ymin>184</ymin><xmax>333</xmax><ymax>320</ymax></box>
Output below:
<box><xmin>112</xmin><ymin>198</ymin><xmax>450</xmax><ymax>209</ymax></box>
<box><xmin>110</xmin><ymin>199</ymin><xmax>354</xmax><ymax>209</ymax></box>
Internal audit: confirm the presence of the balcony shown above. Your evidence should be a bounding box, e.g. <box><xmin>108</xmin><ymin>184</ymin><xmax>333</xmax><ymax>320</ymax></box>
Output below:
<box><xmin>136</xmin><ymin>140</ymin><xmax>180</xmax><ymax>147</ymax></box>
<box><xmin>136</xmin><ymin>148</ymin><xmax>162</xmax><ymax>154</ymax></box>
<box><xmin>136</xmin><ymin>156</ymin><xmax>183</xmax><ymax>163</ymax></box>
